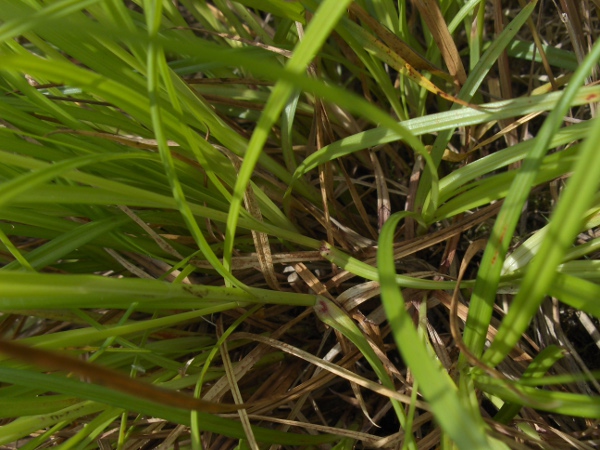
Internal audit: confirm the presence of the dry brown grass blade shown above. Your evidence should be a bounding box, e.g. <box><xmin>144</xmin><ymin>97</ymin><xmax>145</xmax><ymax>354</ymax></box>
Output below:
<box><xmin>411</xmin><ymin>0</ymin><xmax>467</xmax><ymax>86</ymax></box>
<box><xmin>348</xmin><ymin>2</ymin><xmax>446</xmax><ymax>75</ymax></box>
<box><xmin>433</xmin><ymin>291</ymin><xmax>533</xmax><ymax>364</ymax></box>
<box><xmin>104</xmin><ymin>248</ymin><xmax>154</xmax><ymax>279</ymax></box>
<box><xmin>293</xmin><ymin>262</ymin><xmax>332</xmax><ymax>299</ymax></box>
<box><xmin>348</xmin><ymin>6</ymin><xmax>478</xmax><ymax>109</ymax></box>
<box><xmin>298</xmin><ymin>196</ymin><xmax>376</xmax><ymax>250</ymax></box>
<box><xmin>395</xmin><ymin>202</ymin><xmax>501</xmax><ymax>255</ymax></box>
<box><xmin>233</xmin><ymin>332</ymin><xmax>429</xmax><ymax>409</ymax></box>
<box><xmin>294</xmin><ymin>261</ymin><xmax>381</xmax><ymax>426</ymax></box>
<box><xmin>403</xmin><ymin>157</ymin><xmax>422</xmax><ymax>240</ymax></box>
<box><xmin>224</xmin><ymin>148</ymin><xmax>280</xmax><ymax>290</ymax></box>
<box><xmin>202</xmin><ymin>342</ymin><xmax>270</xmax><ymax>403</ymax></box>
<box><xmin>542</xmin><ymin>299</ymin><xmax>600</xmax><ymax>395</ymax></box>
<box><xmin>581</xmin><ymin>0</ymin><xmax>600</xmax><ymax>82</ymax></box>
<box><xmin>258</xmin><ymin>349</ymin><xmax>355</xmax><ymax>414</ymax></box>
<box><xmin>245</xmin><ymin>342</ymin><xmax>368</xmax><ymax>415</ymax></box>
<box><xmin>247</xmin><ymin>358</ymin><xmax>302</xmax><ymax>405</ymax></box>
<box><xmin>558</xmin><ymin>1</ymin><xmax>596</xmax><ymax>113</ymax></box>
<box><xmin>448</xmin><ymin>241</ymin><xmax>516</xmax><ymax>370</ymax></box>
<box><xmin>0</xmin><ymin>338</ymin><xmax>243</xmax><ymax>413</ymax></box>
<box><xmin>577</xmin><ymin>311</ymin><xmax>600</xmax><ymax>358</ymax></box>
<box><xmin>191</xmin><ymin>250</ymin><xmax>323</xmax><ymax>271</ymax></box>
<box><xmin>465</xmin><ymin>111</ymin><xmax>541</xmax><ymax>157</ymax></box>
<box><xmin>438</xmin><ymin>223</ymin><xmax>461</xmax><ymax>275</ymax></box>
<box><xmin>203</xmin><ymin>307</ymin><xmax>314</xmax><ymax>405</ymax></box>
<box><xmin>259</xmin><ymin>327</ymin><xmax>348</xmax><ymax>436</ymax></box>
<box><xmin>348</xmin><ymin>380</ymin><xmax>380</xmax><ymax>427</ymax></box>
<box><xmin>426</xmin><ymin>320</ymin><xmax>453</xmax><ymax>370</ymax></box>
<box><xmin>491</xmin><ymin>2</ymin><xmax>513</xmax><ymax>101</ymax></box>
<box><xmin>123</xmin><ymin>253</ymin><xmax>191</xmax><ymax>283</ymax></box>
<box><xmin>558</xmin><ymin>0</ymin><xmax>587</xmax><ymax>65</ymax></box>
<box><xmin>372</xmin><ymin>412</ymin><xmax>436</xmax><ymax>449</ymax></box>
<box><xmin>325</xmin><ymin>202</ymin><xmax>503</xmax><ymax>290</ymax></box>
<box><xmin>444</xmin><ymin>240</ymin><xmax>546</xmax><ymax>410</ymax></box>
<box><xmin>245</xmin><ymin>414</ymin><xmax>384</xmax><ymax>444</ymax></box>
<box><xmin>332</xmin><ymin>32</ymin><xmax>374</xmax><ymax>102</ymax></box>
<box><xmin>338</xmin><ymin>160</ymin><xmax>379</xmax><ymax>240</ymax></box>
<box><xmin>118</xmin><ymin>206</ymin><xmax>184</xmax><ymax>260</ymax></box>
<box><xmin>516</xmin><ymin>0</ymin><xmax>558</xmax><ymax>90</ymax></box>
<box><xmin>369</xmin><ymin>150</ymin><xmax>391</xmax><ymax>231</ymax></box>
<box><xmin>315</xmin><ymin>99</ymin><xmax>338</xmax><ymax>250</ymax></box>
<box><xmin>444</xmin><ymin>108</ymin><xmax>541</xmax><ymax>162</ymax></box>
<box><xmin>217</xmin><ymin>318</ymin><xmax>259</xmax><ymax>450</ymax></box>
<box><xmin>156</xmin><ymin>424</ymin><xmax>188</xmax><ymax>450</ymax></box>
<box><xmin>337</xmin><ymin>280</ymin><xmax>381</xmax><ymax>310</ymax></box>
<box><xmin>247</xmin><ymin>222</ymin><xmax>281</xmax><ymax>290</ymax></box>
<box><xmin>491</xmin><ymin>1</ymin><xmax>519</xmax><ymax>149</ymax></box>
<box><xmin>448</xmin><ymin>240</ymin><xmax>491</xmax><ymax>362</ymax></box>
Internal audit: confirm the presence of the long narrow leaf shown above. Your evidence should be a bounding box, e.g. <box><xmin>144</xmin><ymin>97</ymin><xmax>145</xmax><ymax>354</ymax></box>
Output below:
<box><xmin>377</xmin><ymin>211</ymin><xmax>506</xmax><ymax>449</ymax></box>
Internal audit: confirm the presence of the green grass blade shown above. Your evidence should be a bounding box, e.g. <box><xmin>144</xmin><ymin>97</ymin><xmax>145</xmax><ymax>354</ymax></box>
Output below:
<box><xmin>222</xmin><ymin>0</ymin><xmax>354</xmax><ymax>274</ymax></box>
<box><xmin>142</xmin><ymin>0</ymin><xmax>244</xmax><ymax>289</ymax></box>
<box><xmin>0</xmin><ymin>396</ymin><xmax>81</xmax><ymax>419</ymax></box>
<box><xmin>482</xmin><ymin>78</ymin><xmax>600</xmax><ymax>366</ymax></box>
<box><xmin>464</xmin><ymin>36</ymin><xmax>600</xmax><ymax>360</ymax></box>
<box><xmin>2</xmin><ymin>215</ymin><xmax>131</xmax><ymax>271</ymax></box>
<box><xmin>377</xmin><ymin>211</ymin><xmax>506</xmax><ymax>449</ymax></box>
<box><xmin>0</xmin><ymin>0</ymin><xmax>101</xmax><ymax>43</ymax></box>
<box><xmin>494</xmin><ymin>345</ymin><xmax>565</xmax><ymax>423</ymax></box>
<box><xmin>286</xmin><ymin>86</ymin><xmax>600</xmax><ymax>187</ymax></box>
<box><xmin>0</xmin><ymin>401</ymin><xmax>105</xmax><ymax>446</ymax></box>
<box><xmin>0</xmin><ymin>366</ymin><xmax>336</xmax><ymax>445</ymax></box>
<box><xmin>475</xmin><ymin>374</ymin><xmax>600</xmax><ymax>418</ymax></box>
<box><xmin>548</xmin><ymin>272</ymin><xmax>600</xmax><ymax>319</ymax></box>
<box><xmin>418</xmin><ymin>1</ymin><xmax>537</xmax><ymax>217</ymax></box>
<box><xmin>0</xmin><ymin>271</ymin><xmax>315</xmax><ymax>310</ymax></box>
<box><xmin>314</xmin><ymin>296</ymin><xmax>414</xmax><ymax>448</ymax></box>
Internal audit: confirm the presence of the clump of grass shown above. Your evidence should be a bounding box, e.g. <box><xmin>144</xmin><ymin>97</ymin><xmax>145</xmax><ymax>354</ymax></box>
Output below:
<box><xmin>0</xmin><ymin>0</ymin><xmax>599</xmax><ymax>448</ymax></box>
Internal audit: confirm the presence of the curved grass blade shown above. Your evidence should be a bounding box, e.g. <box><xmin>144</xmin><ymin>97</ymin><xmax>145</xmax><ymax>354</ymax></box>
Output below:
<box><xmin>483</xmin><ymin>109</ymin><xmax>600</xmax><ymax>366</ymax></box>
<box><xmin>465</xmin><ymin>37</ymin><xmax>600</xmax><ymax>362</ymax></box>
<box><xmin>285</xmin><ymin>85</ymin><xmax>600</xmax><ymax>187</ymax></box>
<box><xmin>143</xmin><ymin>0</ymin><xmax>248</xmax><ymax>289</ymax></box>
<box><xmin>377</xmin><ymin>211</ymin><xmax>506</xmax><ymax>449</ymax></box>
<box><xmin>548</xmin><ymin>272</ymin><xmax>600</xmax><ymax>319</ymax></box>
<box><xmin>314</xmin><ymin>296</ymin><xmax>415</xmax><ymax>449</ymax></box>
<box><xmin>494</xmin><ymin>345</ymin><xmax>566</xmax><ymax>423</ymax></box>
<box><xmin>476</xmin><ymin>375</ymin><xmax>600</xmax><ymax>419</ymax></box>
<box><xmin>418</xmin><ymin>1</ymin><xmax>537</xmax><ymax>217</ymax></box>
<box><xmin>222</xmin><ymin>0</ymin><xmax>355</xmax><ymax>275</ymax></box>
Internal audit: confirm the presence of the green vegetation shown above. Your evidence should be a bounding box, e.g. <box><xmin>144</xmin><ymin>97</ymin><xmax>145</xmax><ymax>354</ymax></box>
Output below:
<box><xmin>0</xmin><ymin>0</ymin><xmax>599</xmax><ymax>448</ymax></box>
